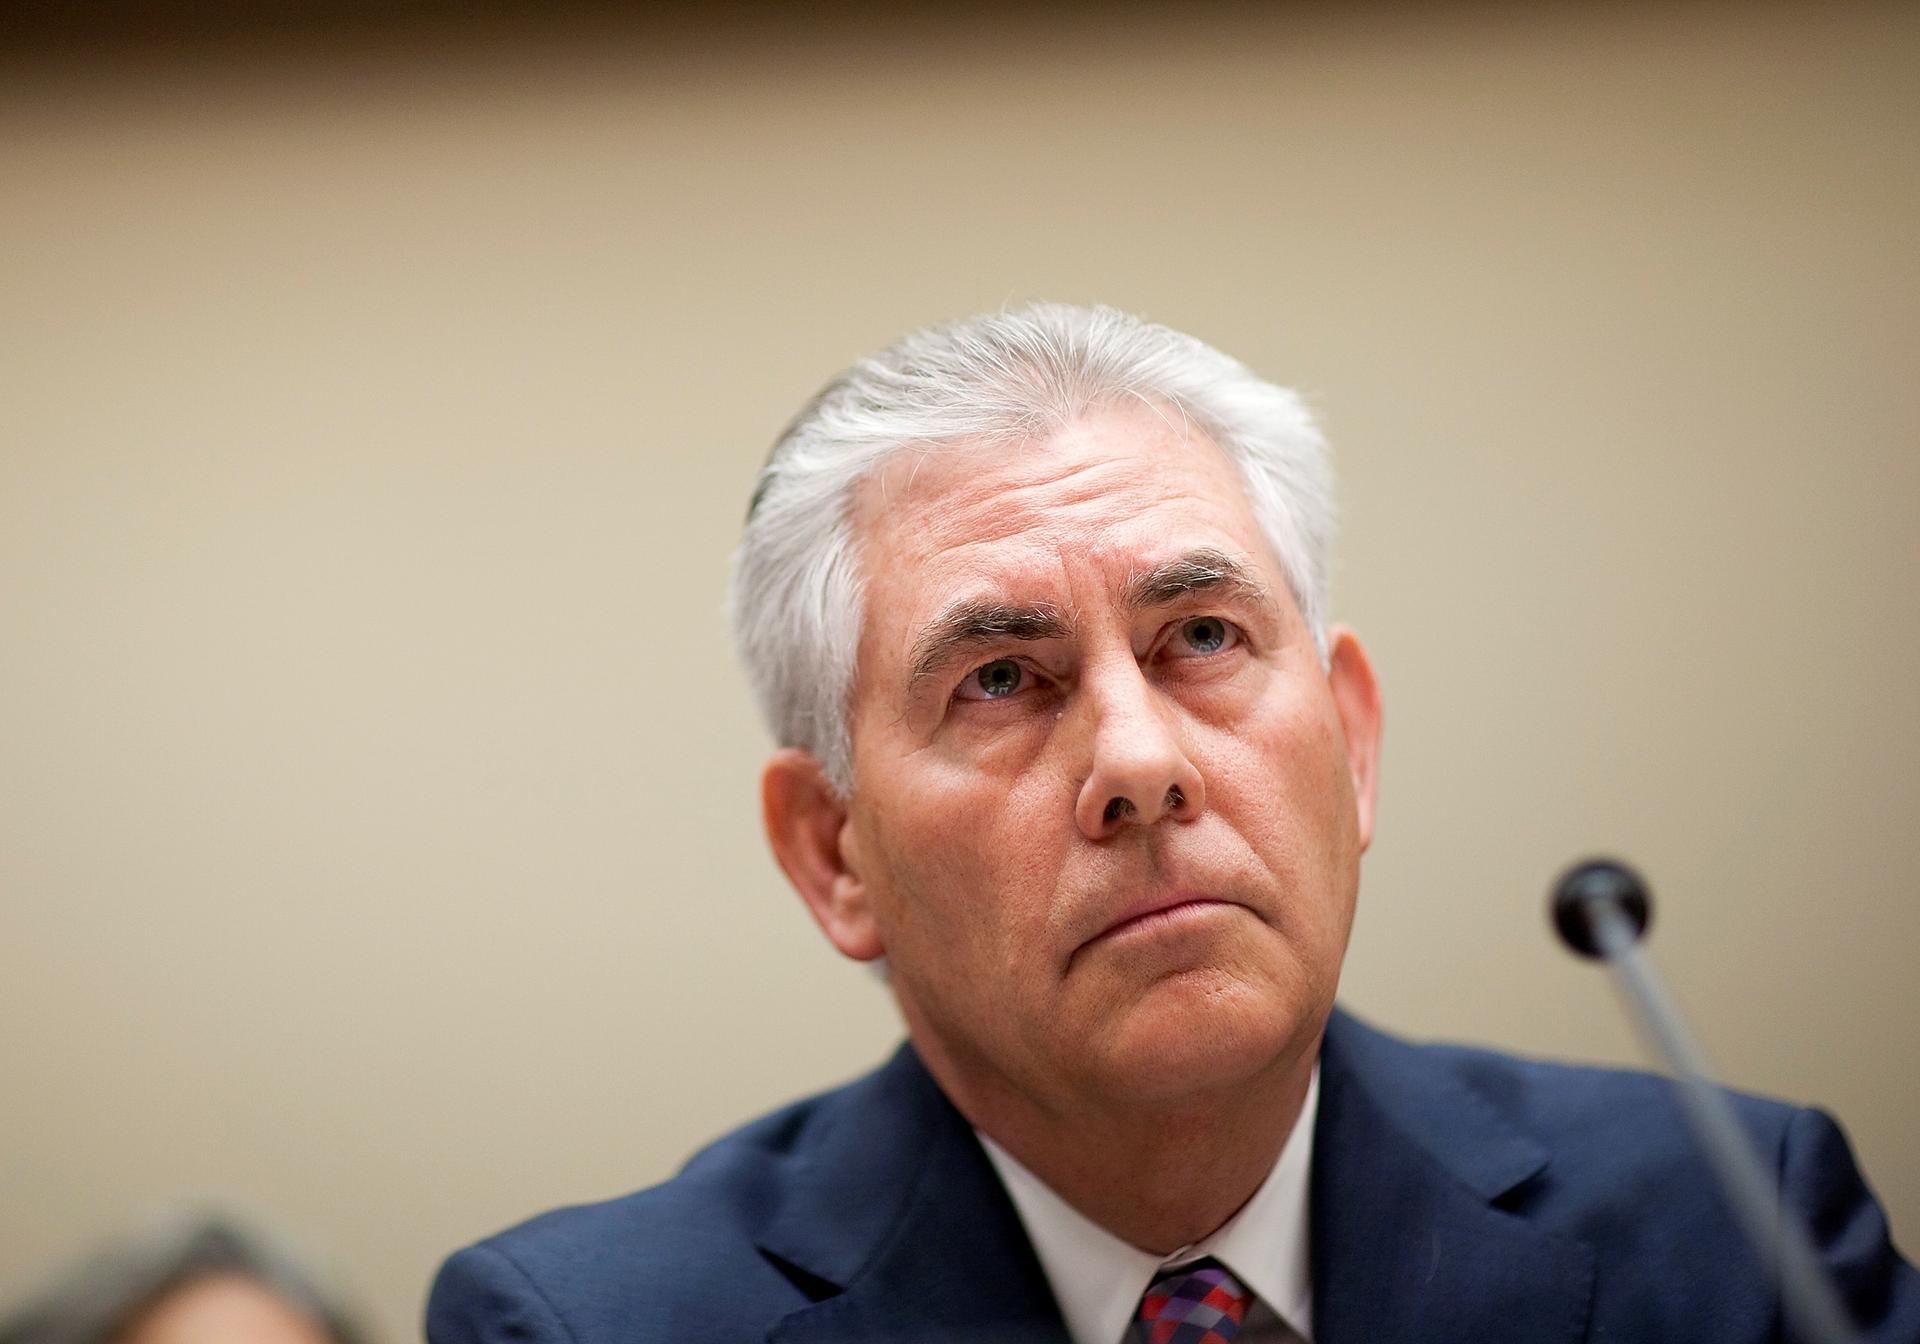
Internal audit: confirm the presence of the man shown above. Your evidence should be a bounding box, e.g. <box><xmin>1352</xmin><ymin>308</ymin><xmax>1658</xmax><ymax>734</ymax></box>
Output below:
<box><xmin>428</xmin><ymin>304</ymin><xmax>1918</xmax><ymax>1342</ymax></box>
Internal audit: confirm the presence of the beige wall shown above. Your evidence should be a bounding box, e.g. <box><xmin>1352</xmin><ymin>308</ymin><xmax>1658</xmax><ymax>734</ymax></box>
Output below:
<box><xmin>3</xmin><ymin>3</ymin><xmax>1915</xmax><ymax>1337</ymax></box>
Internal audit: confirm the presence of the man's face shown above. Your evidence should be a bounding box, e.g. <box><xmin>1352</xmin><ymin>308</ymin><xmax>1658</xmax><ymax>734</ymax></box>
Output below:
<box><xmin>824</xmin><ymin>402</ymin><xmax>1379</xmax><ymax>1112</ymax></box>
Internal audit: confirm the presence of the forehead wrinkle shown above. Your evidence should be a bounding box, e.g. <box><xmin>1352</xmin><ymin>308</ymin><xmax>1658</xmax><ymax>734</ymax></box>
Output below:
<box><xmin>890</xmin><ymin>448</ymin><xmax>1152</xmax><ymax>554</ymax></box>
<box><xmin>858</xmin><ymin>407</ymin><xmax>1226</xmax><ymax>568</ymax></box>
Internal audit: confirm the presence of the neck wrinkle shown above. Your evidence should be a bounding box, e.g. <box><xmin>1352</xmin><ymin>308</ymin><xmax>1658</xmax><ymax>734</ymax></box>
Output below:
<box><xmin>905</xmin><ymin>1003</ymin><xmax>1321</xmax><ymax>1253</ymax></box>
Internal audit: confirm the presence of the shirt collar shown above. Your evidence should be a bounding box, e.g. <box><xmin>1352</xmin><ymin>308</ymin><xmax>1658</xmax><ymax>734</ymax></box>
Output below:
<box><xmin>978</xmin><ymin>1065</ymin><xmax>1319</xmax><ymax>1344</ymax></box>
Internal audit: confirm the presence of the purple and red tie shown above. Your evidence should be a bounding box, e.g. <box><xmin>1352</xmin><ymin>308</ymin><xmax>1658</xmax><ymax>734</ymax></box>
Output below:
<box><xmin>1131</xmin><ymin>1258</ymin><xmax>1253</xmax><ymax>1344</ymax></box>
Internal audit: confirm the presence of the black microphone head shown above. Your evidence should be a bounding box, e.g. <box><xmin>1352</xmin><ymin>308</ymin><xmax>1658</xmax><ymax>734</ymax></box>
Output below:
<box><xmin>1552</xmin><ymin>858</ymin><xmax>1652</xmax><ymax>959</ymax></box>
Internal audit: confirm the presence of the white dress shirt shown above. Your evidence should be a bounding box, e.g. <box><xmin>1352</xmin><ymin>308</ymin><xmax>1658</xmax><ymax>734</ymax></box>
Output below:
<box><xmin>978</xmin><ymin>1066</ymin><xmax>1318</xmax><ymax>1344</ymax></box>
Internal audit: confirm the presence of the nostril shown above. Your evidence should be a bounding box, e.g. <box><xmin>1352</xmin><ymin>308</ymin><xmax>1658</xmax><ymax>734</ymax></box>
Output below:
<box><xmin>1164</xmin><ymin>784</ymin><xmax>1184</xmax><ymax>813</ymax></box>
<box><xmin>1103</xmin><ymin>797</ymin><xmax>1135</xmax><ymax>825</ymax></box>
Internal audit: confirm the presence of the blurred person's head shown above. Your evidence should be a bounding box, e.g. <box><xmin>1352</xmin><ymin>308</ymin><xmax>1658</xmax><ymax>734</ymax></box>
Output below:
<box><xmin>0</xmin><ymin>1214</ymin><xmax>369</xmax><ymax>1344</ymax></box>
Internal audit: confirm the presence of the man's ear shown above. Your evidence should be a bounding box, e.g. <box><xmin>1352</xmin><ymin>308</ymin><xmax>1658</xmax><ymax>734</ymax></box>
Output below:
<box><xmin>1325</xmin><ymin>626</ymin><xmax>1383</xmax><ymax>851</ymax></box>
<box><xmin>761</xmin><ymin>748</ymin><xmax>886</xmax><ymax>962</ymax></box>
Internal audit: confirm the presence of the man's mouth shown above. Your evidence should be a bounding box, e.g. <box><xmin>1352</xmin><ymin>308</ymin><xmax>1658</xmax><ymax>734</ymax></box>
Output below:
<box><xmin>1088</xmin><ymin>894</ymin><xmax>1235</xmax><ymax>945</ymax></box>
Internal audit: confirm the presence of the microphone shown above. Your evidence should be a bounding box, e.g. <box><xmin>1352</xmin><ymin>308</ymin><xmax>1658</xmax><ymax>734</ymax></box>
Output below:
<box><xmin>1551</xmin><ymin>859</ymin><xmax>1863</xmax><ymax>1344</ymax></box>
<box><xmin>1551</xmin><ymin>858</ymin><xmax>1649</xmax><ymax>957</ymax></box>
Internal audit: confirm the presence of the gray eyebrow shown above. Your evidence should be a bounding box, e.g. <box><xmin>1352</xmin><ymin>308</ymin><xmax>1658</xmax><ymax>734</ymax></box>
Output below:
<box><xmin>907</xmin><ymin>600</ymin><xmax>1073</xmax><ymax>687</ymax></box>
<box><xmin>904</xmin><ymin>549</ymin><xmax>1271</xmax><ymax>689</ymax></box>
<box><xmin>1124</xmin><ymin>548</ymin><xmax>1272</xmax><ymax>611</ymax></box>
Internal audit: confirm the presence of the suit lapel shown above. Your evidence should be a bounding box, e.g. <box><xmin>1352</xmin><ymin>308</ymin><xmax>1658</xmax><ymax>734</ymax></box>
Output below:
<box><xmin>756</xmin><ymin>1015</ymin><xmax>1597</xmax><ymax>1344</ymax></box>
<box><xmin>1311</xmin><ymin>1011</ymin><xmax>1595</xmax><ymax>1344</ymax></box>
<box><xmin>758</xmin><ymin>1045</ymin><xmax>1070</xmax><ymax>1344</ymax></box>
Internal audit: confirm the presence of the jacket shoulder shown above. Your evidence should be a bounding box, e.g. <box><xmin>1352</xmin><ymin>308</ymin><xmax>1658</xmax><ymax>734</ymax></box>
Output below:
<box><xmin>1328</xmin><ymin>1007</ymin><xmax>1801</xmax><ymax>1162</ymax></box>
<box><xmin>426</xmin><ymin>1058</ymin><xmax>899</xmax><ymax>1344</ymax></box>
<box><xmin>1323</xmin><ymin>1009</ymin><xmax>1920</xmax><ymax>1338</ymax></box>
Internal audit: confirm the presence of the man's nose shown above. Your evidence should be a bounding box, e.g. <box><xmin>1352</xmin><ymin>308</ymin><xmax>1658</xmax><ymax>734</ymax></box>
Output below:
<box><xmin>1072</xmin><ymin>657</ymin><xmax>1205</xmax><ymax>840</ymax></box>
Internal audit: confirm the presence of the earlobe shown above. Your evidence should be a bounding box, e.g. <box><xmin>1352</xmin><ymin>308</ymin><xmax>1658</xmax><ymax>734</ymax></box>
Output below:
<box><xmin>1325</xmin><ymin>627</ymin><xmax>1383</xmax><ymax>851</ymax></box>
<box><xmin>761</xmin><ymin>749</ymin><xmax>887</xmax><ymax>962</ymax></box>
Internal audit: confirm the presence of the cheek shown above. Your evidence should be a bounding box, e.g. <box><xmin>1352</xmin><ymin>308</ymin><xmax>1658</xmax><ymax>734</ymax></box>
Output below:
<box><xmin>865</xmin><ymin>756</ymin><xmax>1070</xmax><ymax>952</ymax></box>
<box><xmin>1204</xmin><ymin>696</ymin><xmax>1359</xmax><ymax>882</ymax></box>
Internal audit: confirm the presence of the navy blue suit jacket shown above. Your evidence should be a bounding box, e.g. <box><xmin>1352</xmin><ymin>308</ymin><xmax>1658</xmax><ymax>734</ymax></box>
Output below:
<box><xmin>427</xmin><ymin>1010</ymin><xmax>1919</xmax><ymax>1342</ymax></box>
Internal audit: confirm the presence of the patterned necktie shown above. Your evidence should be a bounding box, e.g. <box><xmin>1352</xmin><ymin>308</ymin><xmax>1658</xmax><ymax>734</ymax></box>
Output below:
<box><xmin>1131</xmin><ymin>1257</ymin><xmax>1253</xmax><ymax>1344</ymax></box>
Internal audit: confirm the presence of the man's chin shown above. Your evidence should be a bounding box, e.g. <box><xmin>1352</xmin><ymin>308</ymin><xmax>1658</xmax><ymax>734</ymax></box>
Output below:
<box><xmin>1079</xmin><ymin>971</ymin><xmax>1312</xmax><ymax>1105</ymax></box>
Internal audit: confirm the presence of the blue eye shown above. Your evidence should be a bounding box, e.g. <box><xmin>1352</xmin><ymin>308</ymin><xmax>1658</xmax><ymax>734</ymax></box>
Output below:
<box><xmin>1173</xmin><ymin>616</ymin><xmax>1237</xmax><ymax>656</ymax></box>
<box><xmin>958</xmin><ymin>658</ymin><xmax>1027</xmax><ymax>700</ymax></box>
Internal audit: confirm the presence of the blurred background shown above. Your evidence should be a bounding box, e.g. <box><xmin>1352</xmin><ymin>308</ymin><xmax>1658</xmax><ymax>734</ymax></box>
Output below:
<box><xmin>3</xmin><ymin>0</ymin><xmax>1916</xmax><ymax>1337</ymax></box>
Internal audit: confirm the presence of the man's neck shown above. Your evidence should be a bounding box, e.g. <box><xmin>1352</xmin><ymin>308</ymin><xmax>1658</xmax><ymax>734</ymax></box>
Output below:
<box><xmin>913</xmin><ymin>1028</ymin><xmax>1320</xmax><ymax>1255</ymax></box>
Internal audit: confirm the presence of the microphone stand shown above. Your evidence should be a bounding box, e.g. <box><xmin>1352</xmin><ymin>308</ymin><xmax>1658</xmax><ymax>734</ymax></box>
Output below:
<box><xmin>1553</xmin><ymin>860</ymin><xmax>1863</xmax><ymax>1344</ymax></box>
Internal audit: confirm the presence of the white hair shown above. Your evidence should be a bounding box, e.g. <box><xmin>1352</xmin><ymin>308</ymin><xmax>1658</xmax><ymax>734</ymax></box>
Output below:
<box><xmin>730</xmin><ymin>302</ymin><xmax>1335</xmax><ymax>794</ymax></box>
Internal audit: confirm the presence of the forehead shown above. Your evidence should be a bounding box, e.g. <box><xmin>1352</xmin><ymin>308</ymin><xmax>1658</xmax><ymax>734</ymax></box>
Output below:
<box><xmin>851</xmin><ymin>401</ymin><xmax>1272</xmax><ymax>629</ymax></box>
